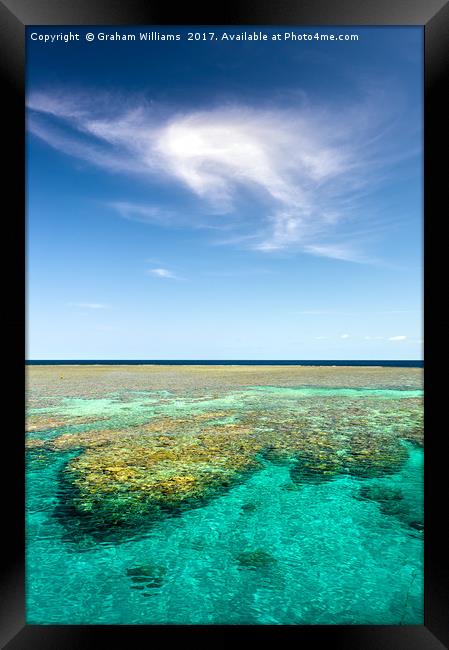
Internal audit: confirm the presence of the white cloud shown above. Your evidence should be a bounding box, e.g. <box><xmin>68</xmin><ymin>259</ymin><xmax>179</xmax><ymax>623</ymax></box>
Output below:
<box><xmin>28</xmin><ymin>91</ymin><xmax>89</xmax><ymax>120</ymax></box>
<box><xmin>148</xmin><ymin>268</ymin><xmax>178</xmax><ymax>279</ymax></box>
<box><xmin>388</xmin><ymin>335</ymin><xmax>407</xmax><ymax>341</ymax></box>
<box><xmin>340</xmin><ymin>333</ymin><xmax>350</xmax><ymax>339</ymax></box>
<box><xmin>109</xmin><ymin>202</ymin><xmax>175</xmax><ymax>225</ymax></box>
<box><xmin>303</xmin><ymin>243</ymin><xmax>368</xmax><ymax>263</ymax></box>
<box><xmin>27</xmin><ymin>88</ymin><xmax>416</xmax><ymax>260</ymax></box>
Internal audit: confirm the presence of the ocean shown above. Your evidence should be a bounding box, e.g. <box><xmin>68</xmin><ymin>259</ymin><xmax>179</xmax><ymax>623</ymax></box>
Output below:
<box><xmin>25</xmin><ymin>363</ymin><xmax>423</xmax><ymax>624</ymax></box>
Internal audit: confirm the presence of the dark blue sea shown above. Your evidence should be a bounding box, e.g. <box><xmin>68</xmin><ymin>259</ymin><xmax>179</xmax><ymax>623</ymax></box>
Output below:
<box><xmin>26</xmin><ymin>359</ymin><xmax>423</xmax><ymax>367</ymax></box>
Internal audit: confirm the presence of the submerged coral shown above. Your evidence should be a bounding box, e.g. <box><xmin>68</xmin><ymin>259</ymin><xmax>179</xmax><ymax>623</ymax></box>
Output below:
<box><xmin>25</xmin><ymin>366</ymin><xmax>423</xmax><ymax>540</ymax></box>
<box><xmin>126</xmin><ymin>563</ymin><xmax>166</xmax><ymax>592</ymax></box>
<box><xmin>236</xmin><ymin>549</ymin><xmax>278</xmax><ymax>569</ymax></box>
<box><xmin>26</xmin><ymin>413</ymin><xmax>105</xmax><ymax>433</ymax></box>
<box><xmin>356</xmin><ymin>482</ymin><xmax>423</xmax><ymax>534</ymax></box>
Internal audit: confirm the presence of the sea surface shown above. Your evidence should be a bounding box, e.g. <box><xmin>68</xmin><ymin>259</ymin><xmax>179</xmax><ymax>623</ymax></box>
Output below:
<box><xmin>26</xmin><ymin>364</ymin><xmax>423</xmax><ymax>625</ymax></box>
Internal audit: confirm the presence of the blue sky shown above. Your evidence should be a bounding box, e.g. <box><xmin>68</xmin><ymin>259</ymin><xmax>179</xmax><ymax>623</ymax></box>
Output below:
<box><xmin>26</xmin><ymin>26</ymin><xmax>423</xmax><ymax>360</ymax></box>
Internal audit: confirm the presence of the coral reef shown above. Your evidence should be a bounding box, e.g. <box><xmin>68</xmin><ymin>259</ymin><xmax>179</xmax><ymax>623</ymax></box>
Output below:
<box><xmin>25</xmin><ymin>365</ymin><xmax>423</xmax><ymax>538</ymax></box>
<box><xmin>26</xmin><ymin>414</ymin><xmax>105</xmax><ymax>433</ymax></box>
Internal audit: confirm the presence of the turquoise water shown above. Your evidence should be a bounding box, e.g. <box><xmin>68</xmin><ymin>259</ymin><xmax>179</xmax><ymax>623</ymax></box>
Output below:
<box><xmin>26</xmin><ymin>374</ymin><xmax>423</xmax><ymax>625</ymax></box>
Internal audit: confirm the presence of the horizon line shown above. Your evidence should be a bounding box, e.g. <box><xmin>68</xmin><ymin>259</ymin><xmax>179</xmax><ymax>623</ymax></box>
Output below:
<box><xmin>26</xmin><ymin>359</ymin><xmax>423</xmax><ymax>365</ymax></box>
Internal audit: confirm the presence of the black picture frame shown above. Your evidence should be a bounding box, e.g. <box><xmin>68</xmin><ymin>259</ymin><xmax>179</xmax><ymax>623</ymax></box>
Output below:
<box><xmin>2</xmin><ymin>0</ymin><xmax>447</xmax><ymax>647</ymax></box>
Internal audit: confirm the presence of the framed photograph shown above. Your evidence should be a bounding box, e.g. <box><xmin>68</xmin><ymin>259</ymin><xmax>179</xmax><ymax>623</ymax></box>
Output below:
<box><xmin>2</xmin><ymin>0</ymin><xmax>448</xmax><ymax>647</ymax></box>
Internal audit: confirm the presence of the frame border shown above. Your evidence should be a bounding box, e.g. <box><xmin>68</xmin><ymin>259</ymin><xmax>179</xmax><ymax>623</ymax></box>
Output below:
<box><xmin>2</xmin><ymin>0</ymin><xmax>448</xmax><ymax>647</ymax></box>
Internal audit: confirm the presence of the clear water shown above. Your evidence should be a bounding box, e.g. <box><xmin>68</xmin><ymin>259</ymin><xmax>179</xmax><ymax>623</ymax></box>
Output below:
<box><xmin>26</xmin><ymin>365</ymin><xmax>423</xmax><ymax>625</ymax></box>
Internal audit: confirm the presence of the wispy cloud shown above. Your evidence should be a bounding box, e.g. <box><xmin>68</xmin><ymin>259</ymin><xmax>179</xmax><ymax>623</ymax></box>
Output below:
<box><xmin>297</xmin><ymin>309</ymin><xmax>416</xmax><ymax>316</ymax></box>
<box><xmin>303</xmin><ymin>244</ymin><xmax>369</xmax><ymax>264</ymax></box>
<box><xmin>27</xmin><ymin>88</ymin><xmax>418</xmax><ymax>261</ymax></box>
<box><xmin>148</xmin><ymin>268</ymin><xmax>178</xmax><ymax>279</ymax></box>
<box><xmin>312</xmin><ymin>333</ymin><xmax>416</xmax><ymax>342</ymax></box>
<box><xmin>109</xmin><ymin>202</ymin><xmax>175</xmax><ymax>225</ymax></box>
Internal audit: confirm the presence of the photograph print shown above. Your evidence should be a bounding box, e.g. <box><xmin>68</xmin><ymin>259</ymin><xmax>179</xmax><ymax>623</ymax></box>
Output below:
<box><xmin>26</xmin><ymin>25</ymin><xmax>423</xmax><ymax>625</ymax></box>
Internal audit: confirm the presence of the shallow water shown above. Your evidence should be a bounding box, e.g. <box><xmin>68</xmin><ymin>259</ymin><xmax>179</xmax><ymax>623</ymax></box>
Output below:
<box><xmin>26</xmin><ymin>365</ymin><xmax>423</xmax><ymax>624</ymax></box>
